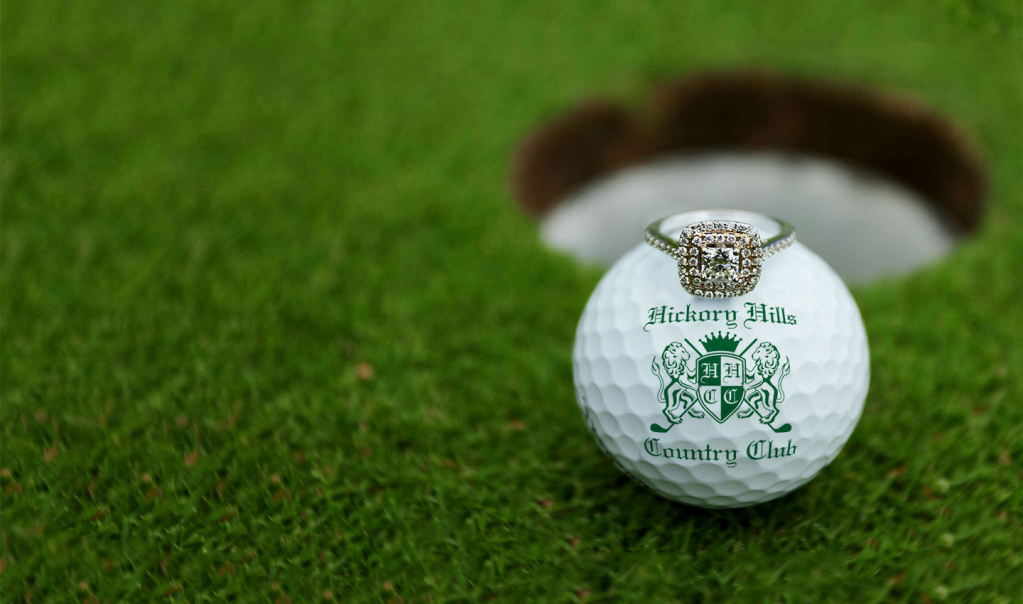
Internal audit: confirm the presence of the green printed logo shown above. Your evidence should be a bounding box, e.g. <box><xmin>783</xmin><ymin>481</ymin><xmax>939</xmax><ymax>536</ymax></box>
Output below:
<box><xmin>650</xmin><ymin>332</ymin><xmax>792</xmax><ymax>434</ymax></box>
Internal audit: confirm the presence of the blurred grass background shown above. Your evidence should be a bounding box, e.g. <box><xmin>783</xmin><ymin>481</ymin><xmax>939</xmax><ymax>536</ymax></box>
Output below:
<box><xmin>2</xmin><ymin>0</ymin><xmax>1021</xmax><ymax>601</ymax></box>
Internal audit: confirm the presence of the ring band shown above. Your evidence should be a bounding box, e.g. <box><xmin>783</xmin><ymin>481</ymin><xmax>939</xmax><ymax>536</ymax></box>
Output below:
<box><xmin>645</xmin><ymin>210</ymin><xmax>796</xmax><ymax>298</ymax></box>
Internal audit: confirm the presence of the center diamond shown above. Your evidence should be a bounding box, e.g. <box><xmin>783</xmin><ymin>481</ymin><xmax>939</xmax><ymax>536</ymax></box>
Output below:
<box><xmin>698</xmin><ymin>243</ymin><xmax>741</xmax><ymax>283</ymax></box>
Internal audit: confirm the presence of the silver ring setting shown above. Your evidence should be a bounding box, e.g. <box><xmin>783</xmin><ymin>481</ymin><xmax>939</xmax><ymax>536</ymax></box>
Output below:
<box><xmin>645</xmin><ymin>212</ymin><xmax>796</xmax><ymax>298</ymax></box>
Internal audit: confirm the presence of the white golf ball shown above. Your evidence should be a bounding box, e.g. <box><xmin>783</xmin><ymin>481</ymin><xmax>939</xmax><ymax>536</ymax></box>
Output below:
<box><xmin>572</xmin><ymin>232</ymin><xmax>869</xmax><ymax>508</ymax></box>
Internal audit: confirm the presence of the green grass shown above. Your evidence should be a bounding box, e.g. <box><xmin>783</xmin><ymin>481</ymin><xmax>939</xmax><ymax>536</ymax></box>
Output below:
<box><xmin>2</xmin><ymin>0</ymin><xmax>1022</xmax><ymax>601</ymax></box>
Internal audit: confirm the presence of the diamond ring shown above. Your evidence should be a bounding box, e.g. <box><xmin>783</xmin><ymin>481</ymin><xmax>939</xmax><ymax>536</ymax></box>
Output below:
<box><xmin>645</xmin><ymin>210</ymin><xmax>796</xmax><ymax>298</ymax></box>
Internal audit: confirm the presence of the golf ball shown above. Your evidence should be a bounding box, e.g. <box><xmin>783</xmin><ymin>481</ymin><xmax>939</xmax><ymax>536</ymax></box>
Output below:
<box><xmin>572</xmin><ymin>229</ymin><xmax>869</xmax><ymax>508</ymax></box>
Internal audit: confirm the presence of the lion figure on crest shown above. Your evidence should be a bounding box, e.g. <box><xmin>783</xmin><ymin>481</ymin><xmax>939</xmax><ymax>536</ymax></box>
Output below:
<box><xmin>652</xmin><ymin>342</ymin><xmax>705</xmax><ymax>423</ymax></box>
<box><xmin>737</xmin><ymin>342</ymin><xmax>791</xmax><ymax>424</ymax></box>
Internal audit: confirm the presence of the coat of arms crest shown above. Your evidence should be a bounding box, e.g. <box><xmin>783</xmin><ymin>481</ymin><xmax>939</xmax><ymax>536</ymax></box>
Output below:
<box><xmin>650</xmin><ymin>332</ymin><xmax>792</xmax><ymax>433</ymax></box>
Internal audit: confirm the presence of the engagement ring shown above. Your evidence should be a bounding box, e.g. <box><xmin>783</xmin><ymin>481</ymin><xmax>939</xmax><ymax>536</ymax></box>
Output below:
<box><xmin>645</xmin><ymin>210</ymin><xmax>796</xmax><ymax>298</ymax></box>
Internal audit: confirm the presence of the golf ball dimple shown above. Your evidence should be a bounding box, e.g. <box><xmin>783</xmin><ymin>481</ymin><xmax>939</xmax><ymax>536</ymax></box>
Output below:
<box><xmin>573</xmin><ymin>239</ymin><xmax>869</xmax><ymax>508</ymax></box>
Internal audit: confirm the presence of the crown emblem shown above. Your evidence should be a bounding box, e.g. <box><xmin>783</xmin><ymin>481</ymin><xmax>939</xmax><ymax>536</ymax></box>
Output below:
<box><xmin>699</xmin><ymin>331</ymin><xmax>741</xmax><ymax>353</ymax></box>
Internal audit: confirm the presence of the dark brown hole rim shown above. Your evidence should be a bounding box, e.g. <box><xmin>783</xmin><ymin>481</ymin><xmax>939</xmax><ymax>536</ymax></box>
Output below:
<box><xmin>510</xmin><ymin>70</ymin><xmax>986</xmax><ymax>232</ymax></box>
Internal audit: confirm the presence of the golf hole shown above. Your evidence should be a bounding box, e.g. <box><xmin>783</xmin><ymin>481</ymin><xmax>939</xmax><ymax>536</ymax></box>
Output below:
<box><xmin>512</xmin><ymin>72</ymin><xmax>986</xmax><ymax>284</ymax></box>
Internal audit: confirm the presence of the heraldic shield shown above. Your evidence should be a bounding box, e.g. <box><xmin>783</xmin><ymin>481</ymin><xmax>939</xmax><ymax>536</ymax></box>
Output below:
<box><xmin>697</xmin><ymin>352</ymin><xmax>746</xmax><ymax>422</ymax></box>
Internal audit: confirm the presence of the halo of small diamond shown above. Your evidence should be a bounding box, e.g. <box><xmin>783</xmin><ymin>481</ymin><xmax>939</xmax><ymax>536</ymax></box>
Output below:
<box><xmin>675</xmin><ymin>220</ymin><xmax>759</xmax><ymax>298</ymax></box>
<box><xmin>644</xmin><ymin>215</ymin><xmax>796</xmax><ymax>299</ymax></box>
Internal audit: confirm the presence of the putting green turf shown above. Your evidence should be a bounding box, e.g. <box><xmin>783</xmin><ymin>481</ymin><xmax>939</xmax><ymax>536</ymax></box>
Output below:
<box><xmin>2</xmin><ymin>0</ymin><xmax>1021</xmax><ymax>601</ymax></box>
